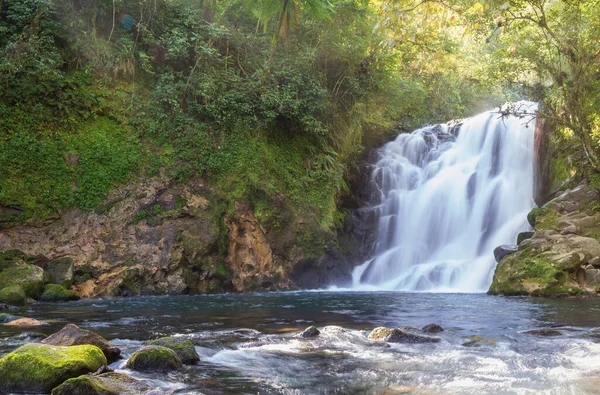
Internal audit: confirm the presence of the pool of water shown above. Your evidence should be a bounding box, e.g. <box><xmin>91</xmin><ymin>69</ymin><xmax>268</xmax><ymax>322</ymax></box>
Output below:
<box><xmin>2</xmin><ymin>291</ymin><xmax>600</xmax><ymax>394</ymax></box>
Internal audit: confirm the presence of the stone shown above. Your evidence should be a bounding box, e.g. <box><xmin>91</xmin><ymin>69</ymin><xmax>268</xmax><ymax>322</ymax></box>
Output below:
<box><xmin>51</xmin><ymin>372</ymin><xmax>150</xmax><ymax>395</ymax></box>
<box><xmin>523</xmin><ymin>328</ymin><xmax>563</xmax><ymax>336</ymax></box>
<box><xmin>39</xmin><ymin>284</ymin><xmax>80</xmax><ymax>302</ymax></box>
<box><xmin>517</xmin><ymin>231</ymin><xmax>535</xmax><ymax>245</ymax></box>
<box><xmin>46</xmin><ymin>258</ymin><xmax>74</xmax><ymax>288</ymax></box>
<box><xmin>298</xmin><ymin>325</ymin><xmax>320</xmax><ymax>338</ymax></box>
<box><xmin>0</xmin><ymin>250</ymin><xmax>30</xmax><ymax>271</ymax></box>
<box><xmin>0</xmin><ymin>303</ymin><xmax>19</xmax><ymax>311</ymax></box>
<box><xmin>147</xmin><ymin>336</ymin><xmax>200</xmax><ymax>365</ymax></box>
<box><xmin>125</xmin><ymin>345</ymin><xmax>182</xmax><ymax>372</ymax></box>
<box><xmin>585</xmin><ymin>269</ymin><xmax>600</xmax><ymax>287</ymax></box>
<box><xmin>0</xmin><ymin>312</ymin><xmax>20</xmax><ymax>323</ymax></box>
<box><xmin>421</xmin><ymin>324</ymin><xmax>444</xmax><ymax>333</ymax></box>
<box><xmin>321</xmin><ymin>326</ymin><xmax>348</xmax><ymax>334</ymax></box>
<box><xmin>42</xmin><ymin>323</ymin><xmax>121</xmax><ymax>363</ymax></box>
<box><xmin>0</xmin><ymin>284</ymin><xmax>27</xmax><ymax>306</ymax></box>
<box><xmin>0</xmin><ymin>264</ymin><xmax>46</xmax><ymax>298</ymax></box>
<box><xmin>0</xmin><ymin>343</ymin><xmax>106</xmax><ymax>393</ymax></box>
<box><xmin>368</xmin><ymin>327</ymin><xmax>440</xmax><ymax>343</ymax></box>
<box><xmin>493</xmin><ymin>245</ymin><xmax>517</xmax><ymax>263</ymax></box>
<box><xmin>5</xmin><ymin>317</ymin><xmax>46</xmax><ymax>327</ymax></box>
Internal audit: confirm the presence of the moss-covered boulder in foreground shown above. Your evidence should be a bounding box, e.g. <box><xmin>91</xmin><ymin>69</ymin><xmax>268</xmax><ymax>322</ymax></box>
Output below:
<box><xmin>0</xmin><ymin>284</ymin><xmax>27</xmax><ymax>305</ymax></box>
<box><xmin>51</xmin><ymin>372</ymin><xmax>149</xmax><ymax>395</ymax></box>
<box><xmin>0</xmin><ymin>343</ymin><xmax>107</xmax><ymax>393</ymax></box>
<box><xmin>147</xmin><ymin>336</ymin><xmax>200</xmax><ymax>365</ymax></box>
<box><xmin>42</xmin><ymin>323</ymin><xmax>121</xmax><ymax>363</ymax></box>
<box><xmin>0</xmin><ymin>264</ymin><xmax>46</xmax><ymax>298</ymax></box>
<box><xmin>125</xmin><ymin>345</ymin><xmax>182</xmax><ymax>372</ymax></box>
<box><xmin>39</xmin><ymin>284</ymin><xmax>80</xmax><ymax>302</ymax></box>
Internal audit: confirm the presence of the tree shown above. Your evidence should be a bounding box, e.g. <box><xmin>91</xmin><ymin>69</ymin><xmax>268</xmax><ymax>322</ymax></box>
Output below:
<box><xmin>249</xmin><ymin>0</ymin><xmax>333</xmax><ymax>39</ymax></box>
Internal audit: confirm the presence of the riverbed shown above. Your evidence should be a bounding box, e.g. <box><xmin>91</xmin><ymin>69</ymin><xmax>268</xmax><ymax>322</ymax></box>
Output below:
<box><xmin>2</xmin><ymin>291</ymin><xmax>600</xmax><ymax>394</ymax></box>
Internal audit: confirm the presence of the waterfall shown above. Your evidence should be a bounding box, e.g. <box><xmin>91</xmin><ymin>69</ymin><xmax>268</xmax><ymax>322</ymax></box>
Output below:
<box><xmin>353</xmin><ymin>102</ymin><xmax>537</xmax><ymax>292</ymax></box>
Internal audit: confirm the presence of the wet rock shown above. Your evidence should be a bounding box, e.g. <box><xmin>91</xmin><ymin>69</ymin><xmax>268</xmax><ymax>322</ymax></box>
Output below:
<box><xmin>39</xmin><ymin>284</ymin><xmax>80</xmax><ymax>302</ymax></box>
<box><xmin>5</xmin><ymin>317</ymin><xmax>46</xmax><ymax>327</ymax></box>
<box><xmin>493</xmin><ymin>245</ymin><xmax>517</xmax><ymax>263</ymax></box>
<box><xmin>0</xmin><ymin>343</ymin><xmax>106</xmax><ymax>393</ymax></box>
<box><xmin>421</xmin><ymin>324</ymin><xmax>444</xmax><ymax>333</ymax></box>
<box><xmin>51</xmin><ymin>372</ymin><xmax>150</xmax><ymax>395</ymax></box>
<box><xmin>0</xmin><ymin>303</ymin><xmax>18</xmax><ymax>311</ymax></box>
<box><xmin>42</xmin><ymin>324</ymin><xmax>121</xmax><ymax>363</ymax></box>
<box><xmin>0</xmin><ymin>284</ymin><xmax>27</xmax><ymax>305</ymax></box>
<box><xmin>368</xmin><ymin>327</ymin><xmax>440</xmax><ymax>343</ymax></box>
<box><xmin>125</xmin><ymin>345</ymin><xmax>182</xmax><ymax>372</ymax></box>
<box><xmin>523</xmin><ymin>328</ymin><xmax>563</xmax><ymax>337</ymax></box>
<box><xmin>462</xmin><ymin>336</ymin><xmax>496</xmax><ymax>347</ymax></box>
<box><xmin>299</xmin><ymin>325</ymin><xmax>320</xmax><ymax>338</ymax></box>
<box><xmin>322</xmin><ymin>325</ymin><xmax>348</xmax><ymax>334</ymax></box>
<box><xmin>0</xmin><ymin>312</ymin><xmax>20</xmax><ymax>323</ymax></box>
<box><xmin>46</xmin><ymin>258</ymin><xmax>74</xmax><ymax>288</ymax></box>
<box><xmin>0</xmin><ymin>264</ymin><xmax>45</xmax><ymax>298</ymax></box>
<box><xmin>147</xmin><ymin>336</ymin><xmax>200</xmax><ymax>365</ymax></box>
<box><xmin>517</xmin><ymin>231</ymin><xmax>535</xmax><ymax>245</ymax></box>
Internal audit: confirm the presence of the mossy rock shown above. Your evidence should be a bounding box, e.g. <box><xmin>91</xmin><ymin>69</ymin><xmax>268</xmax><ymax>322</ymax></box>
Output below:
<box><xmin>0</xmin><ymin>284</ymin><xmax>27</xmax><ymax>306</ymax></box>
<box><xmin>51</xmin><ymin>372</ymin><xmax>149</xmax><ymax>395</ymax></box>
<box><xmin>46</xmin><ymin>258</ymin><xmax>74</xmax><ymax>288</ymax></box>
<box><xmin>42</xmin><ymin>323</ymin><xmax>121</xmax><ymax>363</ymax></box>
<box><xmin>125</xmin><ymin>345</ymin><xmax>182</xmax><ymax>372</ymax></box>
<box><xmin>0</xmin><ymin>312</ymin><xmax>21</xmax><ymax>323</ymax></box>
<box><xmin>0</xmin><ymin>264</ymin><xmax>46</xmax><ymax>298</ymax></box>
<box><xmin>0</xmin><ymin>343</ymin><xmax>107</xmax><ymax>393</ymax></box>
<box><xmin>39</xmin><ymin>284</ymin><xmax>80</xmax><ymax>302</ymax></box>
<box><xmin>147</xmin><ymin>336</ymin><xmax>200</xmax><ymax>365</ymax></box>
<box><xmin>0</xmin><ymin>250</ymin><xmax>30</xmax><ymax>271</ymax></box>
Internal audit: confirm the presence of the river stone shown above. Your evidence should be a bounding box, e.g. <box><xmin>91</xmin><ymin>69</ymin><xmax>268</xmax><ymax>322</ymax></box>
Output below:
<box><xmin>0</xmin><ymin>303</ymin><xmax>18</xmax><ymax>311</ymax></box>
<box><xmin>42</xmin><ymin>323</ymin><xmax>121</xmax><ymax>363</ymax></box>
<box><xmin>322</xmin><ymin>325</ymin><xmax>348</xmax><ymax>334</ymax></box>
<box><xmin>125</xmin><ymin>345</ymin><xmax>182</xmax><ymax>372</ymax></box>
<box><xmin>517</xmin><ymin>231</ymin><xmax>535</xmax><ymax>245</ymax></box>
<box><xmin>299</xmin><ymin>325</ymin><xmax>320</xmax><ymax>338</ymax></box>
<box><xmin>5</xmin><ymin>317</ymin><xmax>46</xmax><ymax>327</ymax></box>
<box><xmin>421</xmin><ymin>324</ymin><xmax>444</xmax><ymax>333</ymax></box>
<box><xmin>0</xmin><ymin>264</ymin><xmax>46</xmax><ymax>298</ymax></box>
<box><xmin>147</xmin><ymin>336</ymin><xmax>200</xmax><ymax>365</ymax></box>
<box><xmin>368</xmin><ymin>327</ymin><xmax>440</xmax><ymax>343</ymax></box>
<box><xmin>523</xmin><ymin>328</ymin><xmax>563</xmax><ymax>337</ymax></box>
<box><xmin>46</xmin><ymin>258</ymin><xmax>74</xmax><ymax>288</ymax></box>
<box><xmin>0</xmin><ymin>284</ymin><xmax>27</xmax><ymax>306</ymax></box>
<box><xmin>494</xmin><ymin>245</ymin><xmax>517</xmax><ymax>263</ymax></box>
<box><xmin>51</xmin><ymin>372</ymin><xmax>150</xmax><ymax>395</ymax></box>
<box><xmin>0</xmin><ymin>343</ymin><xmax>106</xmax><ymax>393</ymax></box>
<box><xmin>39</xmin><ymin>284</ymin><xmax>80</xmax><ymax>302</ymax></box>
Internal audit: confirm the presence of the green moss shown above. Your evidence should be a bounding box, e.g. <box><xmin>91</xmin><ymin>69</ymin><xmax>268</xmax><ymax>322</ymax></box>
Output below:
<box><xmin>0</xmin><ymin>343</ymin><xmax>107</xmax><ymax>393</ymax></box>
<box><xmin>39</xmin><ymin>284</ymin><xmax>80</xmax><ymax>302</ymax></box>
<box><xmin>125</xmin><ymin>345</ymin><xmax>182</xmax><ymax>372</ymax></box>
<box><xmin>147</xmin><ymin>337</ymin><xmax>200</xmax><ymax>365</ymax></box>
<box><xmin>0</xmin><ymin>250</ymin><xmax>30</xmax><ymax>271</ymax></box>
<box><xmin>534</xmin><ymin>209</ymin><xmax>559</xmax><ymax>231</ymax></box>
<box><xmin>73</xmin><ymin>266</ymin><xmax>93</xmax><ymax>284</ymax></box>
<box><xmin>52</xmin><ymin>372</ymin><xmax>145</xmax><ymax>395</ymax></box>
<box><xmin>0</xmin><ymin>285</ymin><xmax>27</xmax><ymax>306</ymax></box>
<box><xmin>0</xmin><ymin>264</ymin><xmax>45</xmax><ymax>298</ymax></box>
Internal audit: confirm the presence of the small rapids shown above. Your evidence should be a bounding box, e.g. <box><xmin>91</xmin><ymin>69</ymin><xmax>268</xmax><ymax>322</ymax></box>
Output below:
<box><xmin>353</xmin><ymin>102</ymin><xmax>537</xmax><ymax>292</ymax></box>
<box><xmin>2</xmin><ymin>292</ymin><xmax>600</xmax><ymax>394</ymax></box>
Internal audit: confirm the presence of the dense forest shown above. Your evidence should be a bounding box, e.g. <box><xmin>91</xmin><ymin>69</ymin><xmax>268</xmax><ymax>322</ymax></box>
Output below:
<box><xmin>1</xmin><ymin>0</ymin><xmax>599</xmax><ymax>241</ymax></box>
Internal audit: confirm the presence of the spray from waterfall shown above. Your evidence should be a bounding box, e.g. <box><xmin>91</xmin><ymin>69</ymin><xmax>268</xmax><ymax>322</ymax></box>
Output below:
<box><xmin>353</xmin><ymin>102</ymin><xmax>537</xmax><ymax>292</ymax></box>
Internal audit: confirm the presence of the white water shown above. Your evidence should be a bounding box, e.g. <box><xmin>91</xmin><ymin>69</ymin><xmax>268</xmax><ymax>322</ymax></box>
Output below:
<box><xmin>353</xmin><ymin>102</ymin><xmax>537</xmax><ymax>292</ymax></box>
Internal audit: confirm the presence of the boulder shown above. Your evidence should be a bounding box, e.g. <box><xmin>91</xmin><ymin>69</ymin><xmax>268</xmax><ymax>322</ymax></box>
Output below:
<box><xmin>0</xmin><ymin>284</ymin><xmax>27</xmax><ymax>306</ymax></box>
<box><xmin>0</xmin><ymin>264</ymin><xmax>46</xmax><ymax>298</ymax></box>
<box><xmin>421</xmin><ymin>324</ymin><xmax>444</xmax><ymax>333</ymax></box>
<box><xmin>39</xmin><ymin>284</ymin><xmax>80</xmax><ymax>302</ymax></box>
<box><xmin>0</xmin><ymin>250</ymin><xmax>30</xmax><ymax>271</ymax></box>
<box><xmin>298</xmin><ymin>325</ymin><xmax>320</xmax><ymax>338</ymax></box>
<box><xmin>493</xmin><ymin>245</ymin><xmax>517</xmax><ymax>263</ymax></box>
<box><xmin>517</xmin><ymin>231</ymin><xmax>535</xmax><ymax>245</ymax></box>
<box><xmin>125</xmin><ymin>345</ymin><xmax>182</xmax><ymax>372</ymax></box>
<box><xmin>42</xmin><ymin>323</ymin><xmax>121</xmax><ymax>363</ymax></box>
<box><xmin>0</xmin><ymin>343</ymin><xmax>106</xmax><ymax>393</ymax></box>
<box><xmin>585</xmin><ymin>269</ymin><xmax>600</xmax><ymax>287</ymax></box>
<box><xmin>45</xmin><ymin>258</ymin><xmax>74</xmax><ymax>288</ymax></box>
<box><xmin>368</xmin><ymin>327</ymin><xmax>440</xmax><ymax>343</ymax></box>
<box><xmin>523</xmin><ymin>328</ymin><xmax>563</xmax><ymax>337</ymax></box>
<box><xmin>147</xmin><ymin>336</ymin><xmax>200</xmax><ymax>365</ymax></box>
<box><xmin>51</xmin><ymin>372</ymin><xmax>149</xmax><ymax>395</ymax></box>
<box><xmin>5</xmin><ymin>317</ymin><xmax>46</xmax><ymax>327</ymax></box>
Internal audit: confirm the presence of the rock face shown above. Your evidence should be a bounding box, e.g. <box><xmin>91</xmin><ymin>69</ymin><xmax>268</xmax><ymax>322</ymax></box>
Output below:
<box><xmin>147</xmin><ymin>336</ymin><xmax>199</xmax><ymax>365</ymax></box>
<box><xmin>490</xmin><ymin>184</ymin><xmax>600</xmax><ymax>296</ymax></box>
<box><xmin>125</xmin><ymin>345</ymin><xmax>182</xmax><ymax>372</ymax></box>
<box><xmin>51</xmin><ymin>372</ymin><xmax>149</xmax><ymax>395</ymax></box>
<box><xmin>0</xmin><ymin>343</ymin><xmax>107</xmax><ymax>393</ymax></box>
<box><xmin>45</xmin><ymin>258</ymin><xmax>74</xmax><ymax>288</ymax></box>
<box><xmin>42</xmin><ymin>324</ymin><xmax>121</xmax><ymax>363</ymax></box>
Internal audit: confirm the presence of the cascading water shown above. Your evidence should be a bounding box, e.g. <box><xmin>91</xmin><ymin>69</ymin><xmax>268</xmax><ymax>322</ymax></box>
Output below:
<box><xmin>353</xmin><ymin>102</ymin><xmax>537</xmax><ymax>292</ymax></box>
